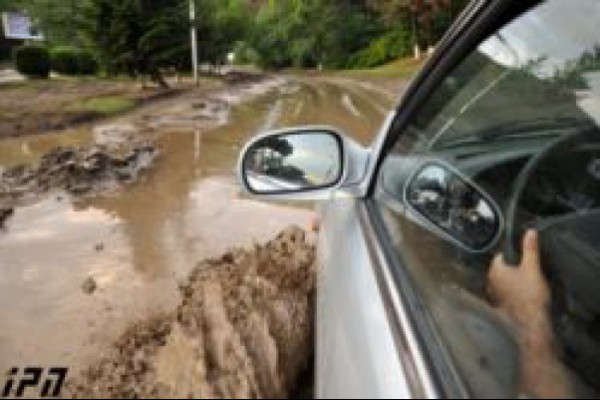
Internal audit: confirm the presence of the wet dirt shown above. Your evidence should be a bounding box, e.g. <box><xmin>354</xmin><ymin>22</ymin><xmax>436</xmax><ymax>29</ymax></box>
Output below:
<box><xmin>0</xmin><ymin>73</ymin><xmax>403</xmax><ymax>397</ymax></box>
<box><xmin>64</xmin><ymin>226</ymin><xmax>315</xmax><ymax>399</ymax></box>
<box><xmin>0</xmin><ymin>206</ymin><xmax>13</xmax><ymax>228</ymax></box>
<box><xmin>0</xmin><ymin>79</ymin><xmax>187</xmax><ymax>140</ymax></box>
<box><xmin>0</xmin><ymin>72</ymin><xmax>270</xmax><ymax>140</ymax></box>
<box><xmin>0</xmin><ymin>144</ymin><xmax>158</xmax><ymax>206</ymax></box>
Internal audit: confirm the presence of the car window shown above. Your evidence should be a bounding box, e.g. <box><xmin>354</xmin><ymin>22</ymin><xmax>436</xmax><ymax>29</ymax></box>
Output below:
<box><xmin>375</xmin><ymin>1</ymin><xmax>600</xmax><ymax>398</ymax></box>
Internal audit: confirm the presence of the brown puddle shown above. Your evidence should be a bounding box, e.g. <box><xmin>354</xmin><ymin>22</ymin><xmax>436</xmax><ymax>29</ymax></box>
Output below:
<box><xmin>0</xmin><ymin>76</ymin><xmax>396</xmax><ymax>391</ymax></box>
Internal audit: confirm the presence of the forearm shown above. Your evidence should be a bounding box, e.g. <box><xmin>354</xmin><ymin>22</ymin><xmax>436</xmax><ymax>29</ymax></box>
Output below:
<box><xmin>519</xmin><ymin>313</ymin><xmax>572</xmax><ymax>399</ymax></box>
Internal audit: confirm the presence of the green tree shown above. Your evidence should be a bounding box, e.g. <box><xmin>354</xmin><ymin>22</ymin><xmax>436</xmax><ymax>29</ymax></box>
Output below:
<box><xmin>195</xmin><ymin>0</ymin><xmax>251</xmax><ymax>68</ymax></box>
<box><xmin>80</xmin><ymin>0</ymin><xmax>189</xmax><ymax>87</ymax></box>
<box><xmin>367</xmin><ymin>0</ymin><xmax>470</xmax><ymax>50</ymax></box>
<box><xmin>249</xmin><ymin>0</ymin><xmax>380</xmax><ymax>69</ymax></box>
<box><xmin>14</xmin><ymin>0</ymin><xmax>86</xmax><ymax>46</ymax></box>
<box><xmin>78</xmin><ymin>0</ymin><xmax>249</xmax><ymax>84</ymax></box>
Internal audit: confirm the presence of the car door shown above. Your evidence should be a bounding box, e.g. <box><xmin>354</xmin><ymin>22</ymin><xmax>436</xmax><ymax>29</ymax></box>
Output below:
<box><xmin>334</xmin><ymin>1</ymin><xmax>600</xmax><ymax>399</ymax></box>
<box><xmin>237</xmin><ymin>1</ymin><xmax>600</xmax><ymax>398</ymax></box>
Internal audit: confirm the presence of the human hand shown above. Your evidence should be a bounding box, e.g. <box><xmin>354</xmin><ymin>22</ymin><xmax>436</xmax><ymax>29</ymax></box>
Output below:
<box><xmin>487</xmin><ymin>230</ymin><xmax>551</xmax><ymax>331</ymax></box>
<box><xmin>309</xmin><ymin>215</ymin><xmax>321</xmax><ymax>233</ymax></box>
<box><xmin>488</xmin><ymin>230</ymin><xmax>572</xmax><ymax>398</ymax></box>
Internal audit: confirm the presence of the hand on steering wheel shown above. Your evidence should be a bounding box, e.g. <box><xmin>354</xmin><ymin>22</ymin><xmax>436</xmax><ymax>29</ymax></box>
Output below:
<box><xmin>488</xmin><ymin>230</ymin><xmax>550</xmax><ymax>331</ymax></box>
<box><xmin>488</xmin><ymin>230</ymin><xmax>573</xmax><ymax>399</ymax></box>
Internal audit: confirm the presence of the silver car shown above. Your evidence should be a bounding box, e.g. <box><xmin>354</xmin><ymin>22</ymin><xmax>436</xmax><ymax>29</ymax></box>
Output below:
<box><xmin>238</xmin><ymin>1</ymin><xmax>600</xmax><ymax>398</ymax></box>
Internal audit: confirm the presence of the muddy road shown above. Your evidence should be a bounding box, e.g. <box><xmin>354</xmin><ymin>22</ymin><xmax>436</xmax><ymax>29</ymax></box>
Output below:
<box><xmin>0</xmin><ymin>75</ymin><xmax>402</xmax><ymax>395</ymax></box>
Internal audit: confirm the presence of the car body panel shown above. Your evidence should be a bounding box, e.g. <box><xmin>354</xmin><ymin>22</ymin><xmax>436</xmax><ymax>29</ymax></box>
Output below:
<box><xmin>315</xmin><ymin>198</ymin><xmax>411</xmax><ymax>399</ymax></box>
<box><xmin>236</xmin><ymin>1</ymin><xmax>558</xmax><ymax>398</ymax></box>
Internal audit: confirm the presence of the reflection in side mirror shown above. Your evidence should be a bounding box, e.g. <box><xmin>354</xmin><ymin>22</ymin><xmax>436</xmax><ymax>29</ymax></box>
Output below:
<box><xmin>242</xmin><ymin>129</ymin><xmax>343</xmax><ymax>195</ymax></box>
<box><xmin>406</xmin><ymin>163</ymin><xmax>502</xmax><ymax>251</ymax></box>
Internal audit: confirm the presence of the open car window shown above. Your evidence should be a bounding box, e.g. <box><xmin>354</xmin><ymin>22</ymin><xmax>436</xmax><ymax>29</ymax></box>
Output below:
<box><xmin>375</xmin><ymin>1</ymin><xmax>600</xmax><ymax>398</ymax></box>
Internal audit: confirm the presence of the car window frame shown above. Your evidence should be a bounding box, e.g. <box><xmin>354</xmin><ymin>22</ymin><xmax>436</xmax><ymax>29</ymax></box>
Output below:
<box><xmin>361</xmin><ymin>1</ymin><xmax>544</xmax><ymax>398</ymax></box>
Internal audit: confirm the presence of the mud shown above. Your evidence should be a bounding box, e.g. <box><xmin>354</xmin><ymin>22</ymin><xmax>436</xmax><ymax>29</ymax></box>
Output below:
<box><xmin>64</xmin><ymin>226</ymin><xmax>315</xmax><ymax>399</ymax></box>
<box><xmin>82</xmin><ymin>277</ymin><xmax>98</xmax><ymax>295</ymax></box>
<box><xmin>222</xmin><ymin>71</ymin><xmax>268</xmax><ymax>85</ymax></box>
<box><xmin>0</xmin><ymin>143</ymin><xmax>157</xmax><ymax>206</ymax></box>
<box><xmin>0</xmin><ymin>206</ymin><xmax>13</xmax><ymax>227</ymax></box>
<box><xmin>0</xmin><ymin>74</ymin><xmax>400</xmax><ymax>398</ymax></box>
<box><xmin>0</xmin><ymin>72</ymin><xmax>269</xmax><ymax>140</ymax></box>
<box><xmin>0</xmin><ymin>80</ymin><xmax>178</xmax><ymax>140</ymax></box>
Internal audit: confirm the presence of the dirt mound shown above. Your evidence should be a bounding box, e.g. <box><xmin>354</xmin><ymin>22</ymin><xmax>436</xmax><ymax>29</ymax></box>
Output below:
<box><xmin>64</xmin><ymin>226</ymin><xmax>316</xmax><ymax>399</ymax></box>
<box><xmin>0</xmin><ymin>206</ymin><xmax>13</xmax><ymax>228</ymax></box>
<box><xmin>0</xmin><ymin>144</ymin><xmax>158</xmax><ymax>205</ymax></box>
<box><xmin>222</xmin><ymin>71</ymin><xmax>267</xmax><ymax>85</ymax></box>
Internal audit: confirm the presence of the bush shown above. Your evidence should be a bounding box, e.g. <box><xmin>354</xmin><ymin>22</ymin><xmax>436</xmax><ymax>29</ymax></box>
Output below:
<box><xmin>75</xmin><ymin>50</ymin><xmax>98</xmax><ymax>75</ymax></box>
<box><xmin>50</xmin><ymin>46</ymin><xmax>79</xmax><ymax>75</ymax></box>
<box><xmin>13</xmin><ymin>45</ymin><xmax>50</xmax><ymax>79</ymax></box>
<box><xmin>232</xmin><ymin>41</ymin><xmax>260</xmax><ymax>65</ymax></box>
<box><xmin>50</xmin><ymin>47</ymin><xmax>98</xmax><ymax>76</ymax></box>
<box><xmin>347</xmin><ymin>28</ymin><xmax>412</xmax><ymax>69</ymax></box>
<box><xmin>1</xmin><ymin>40</ymin><xmax>18</xmax><ymax>63</ymax></box>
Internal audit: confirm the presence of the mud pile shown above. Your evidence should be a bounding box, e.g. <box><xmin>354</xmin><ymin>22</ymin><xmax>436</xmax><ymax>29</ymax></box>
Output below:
<box><xmin>0</xmin><ymin>206</ymin><xmax>13</xmax><ymax>228</ymax></box>
<box><xmin>0</xmin><ymin>144</ymin><xmax>158</xmax><ymax>205</ymax></box>
<box><xmin>222</xmin><ymin>71</ymin><xmax>267</xmax><ymax>85</ymax></box>
<box><xmin>64</xmin><ymin>226</ymin><xmax>316</xmax><ymax>399</ymax></box>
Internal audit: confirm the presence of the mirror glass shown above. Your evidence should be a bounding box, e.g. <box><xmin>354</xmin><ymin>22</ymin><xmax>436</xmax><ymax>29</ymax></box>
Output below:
<box><xmin>243</xmin><ymin>131</ymin><xmax>342</xmax><ymax>194</ymax></box>
<box><xmin>406</xmin><ymin>163</ymin><xmax>501</xmax><ymax>251</ymax></box>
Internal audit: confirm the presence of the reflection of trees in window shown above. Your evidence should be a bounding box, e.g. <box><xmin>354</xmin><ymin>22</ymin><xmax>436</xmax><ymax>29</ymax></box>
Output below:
<box><xmin>577</xmin><ymin>44</ymin><xmax>600</xmax><ymax>73</ymax></box>
<box><xmin>421</xmin><ymin>51</ymin><xmax>589</xmax><ymax>146</ymax></box>
<box><xmin>263</xmin><ymin>137</ymin><xmax>292</xmax><ymax>171</ymax></box>
<box><xmin>262</xmin><ymin>137</ymin><xmax>294</xmax><ymax>157</ymax></box>
<box><xmin>248</xmin><ymin>137</ymin><xmax>293</xmax><ymax>174</ymax></box>
<box><xmin>249</xmin><ymin>137</ymin><xmax>309</xmax><ymax>185</ymax></box>
<box><xmin>401</xmin><ymin>44</ymin><xmax>600</xmax><ymax>154</ymax></box>
<box><xmin>550</xmin><ymin>44</ymin><xmax>600</xmax><ymax>91</ymax></box>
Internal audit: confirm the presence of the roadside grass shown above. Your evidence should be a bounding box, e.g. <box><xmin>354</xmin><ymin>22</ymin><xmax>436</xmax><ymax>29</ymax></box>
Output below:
<box><xmin>340</xmin><ymin>57</ymin><xmax>425</xmax><ymax>79</ymax></box>
<box><xmin>0</xmin><ymin>74</ymin><xmax>224</xmax><ymax>138</ymax></box>
<box><xmin>67</xmin><ymin>96</ymin><xmax>136</xmax><ymax>116</ymax></box>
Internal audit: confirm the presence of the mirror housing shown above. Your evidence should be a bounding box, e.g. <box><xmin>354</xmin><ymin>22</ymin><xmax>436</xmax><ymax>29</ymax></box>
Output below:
<box><xmin>237</xmin><ymin>126</ymin><xmax>369</xmax><ymax>200</ymax></box>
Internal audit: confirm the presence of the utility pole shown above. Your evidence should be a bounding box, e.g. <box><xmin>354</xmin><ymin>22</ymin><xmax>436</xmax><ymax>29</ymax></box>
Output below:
<box><xmin>189</xmin><ymin>0</ymin><xmax>199</xmax><ymax>86</ymax></box>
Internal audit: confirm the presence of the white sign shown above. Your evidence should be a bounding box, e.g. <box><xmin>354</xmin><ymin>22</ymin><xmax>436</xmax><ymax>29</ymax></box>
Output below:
<box><xmin>2</xmin><ymin>12</ymin><xmax>43</xmax><ymax>40</ymax></box>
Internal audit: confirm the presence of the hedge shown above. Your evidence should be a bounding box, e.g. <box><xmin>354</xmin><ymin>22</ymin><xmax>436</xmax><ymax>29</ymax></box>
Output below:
<box><xmin>347</xmin><ymin>28</ymin><xmax>412</xmax><ymax>69</ymax></box>
<box><xmin>13</xmin><ymin>45</ymin><xmax>51</xmax><ymax>79</ymax></box>
<box><xmin>75</xmin><ymin>50</ymin><xmax>98</xmax><ymax>75</ymax></box>
<box><xmin>50</xmin><ymin>46</ymin><xmax>79</xmax><ymax>75</ymax></box>
<box><xmin>50</xmin><ymin>46</ymin><xmax>98</xmax><ymax>76</ymax></box>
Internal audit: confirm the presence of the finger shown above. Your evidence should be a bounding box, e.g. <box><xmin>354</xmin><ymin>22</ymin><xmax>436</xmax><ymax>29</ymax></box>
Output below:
<box><xmin>309</xmin><ymin>216</ymin><xmax>321</xmax><ymax>232</ymax></box>
<box><xmin>488</xmin><ymin>253</ymin><xmax>505</xmax><ymax>275</ymax></box>
<box><xmin>521</xmin><ymin>229</ymin><xmax>540</xmax><ymax>271</ymax></box>
<box><xmin>487</xmin><ymin>254</ymin><xmax>505</xmax><ymax>301</ymax></box>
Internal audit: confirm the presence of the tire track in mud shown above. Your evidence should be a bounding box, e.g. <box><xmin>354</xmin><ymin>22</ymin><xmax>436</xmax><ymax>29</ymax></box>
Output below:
<box><xmin>270</xmin><ymin>78</ymin><xmax>390</xmax><ymax>146</ymax></box>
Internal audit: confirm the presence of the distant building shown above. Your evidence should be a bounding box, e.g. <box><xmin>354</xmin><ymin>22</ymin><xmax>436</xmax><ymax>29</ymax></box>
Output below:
<box><xmin>0</xmin><ymin>11</ymin><xmax>43</xmax><ymax>61</ymax></box>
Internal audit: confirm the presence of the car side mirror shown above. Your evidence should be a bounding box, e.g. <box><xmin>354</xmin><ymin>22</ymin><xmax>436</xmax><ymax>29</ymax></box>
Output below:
<box><xmin>405</xmin><ymin>162</ymin><xmax>502</xmax><ymax>252</ymax></box>
<box><xmin>237</xmin><ymin>126</ymin><xmax>369</xmax><ymax>200</ymax></box>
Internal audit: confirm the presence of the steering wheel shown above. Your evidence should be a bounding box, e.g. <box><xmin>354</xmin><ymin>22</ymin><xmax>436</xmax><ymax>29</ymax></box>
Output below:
<box><xmin>503</xmin><ymin>128</ymin><xmax>600</xmax><ymax>387</ymax></box>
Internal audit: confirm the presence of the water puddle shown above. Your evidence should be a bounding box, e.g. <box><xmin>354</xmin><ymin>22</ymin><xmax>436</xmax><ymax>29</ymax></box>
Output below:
<box><xmin>0</xmin><ymin>77</ymin><xmax>395</xmax><ymax>377</ymax></box>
